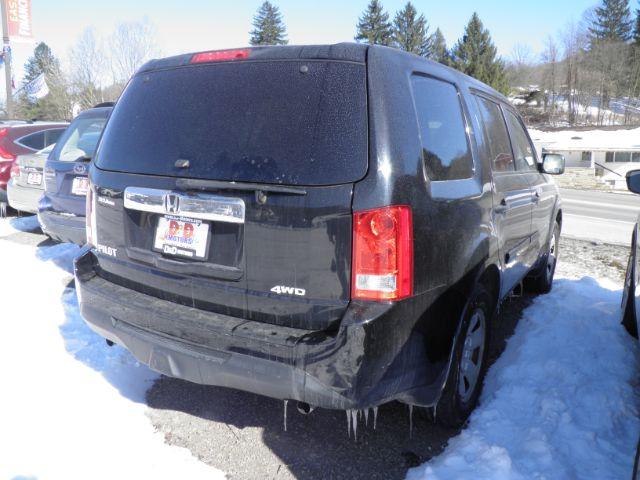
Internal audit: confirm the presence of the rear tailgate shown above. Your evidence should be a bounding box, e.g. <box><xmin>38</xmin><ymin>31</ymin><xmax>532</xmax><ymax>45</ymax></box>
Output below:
<box><xmin>92</xmin><ymin>52</ymin><xmax>367</xmax><ymax>330</ymax></box>
<box><xmin>16</xmin><ymin>153</ymin><xmax>46</xmax><ymax>190</ymax></box>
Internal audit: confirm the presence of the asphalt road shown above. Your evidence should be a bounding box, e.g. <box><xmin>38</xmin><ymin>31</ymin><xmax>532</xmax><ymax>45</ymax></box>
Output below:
<box><xmin>559</xmin><ymin>188</ymin><xmax>640</xmax><ymax>245</ymax></box>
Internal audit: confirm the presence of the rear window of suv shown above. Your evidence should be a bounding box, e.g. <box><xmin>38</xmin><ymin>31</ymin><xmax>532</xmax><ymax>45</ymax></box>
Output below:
<box><xmin>95</xmin><ymin>60</ymin><xmax>368</xmax><ymax>186</ymax></box>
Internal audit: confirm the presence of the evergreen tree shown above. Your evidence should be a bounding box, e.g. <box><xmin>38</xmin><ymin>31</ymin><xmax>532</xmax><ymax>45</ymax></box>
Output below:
<box><xmin>430</xmin><ymin>28</ymin><xmax>451</xmax><ymax>65</ymax></box>
<box><xmin>17</xmin><ymin>42</ymin><xmax>71</xmax><ymax>120</ymax></box>
<box><xmin>355</xmin><ymin>0</ymin><xmax>393</xmax><ymax>46</ymax></box>
<box><xmin>451</xmin><ymin>13</ymin><xmax>509</xmax><ymax>94</ymax></box>
<box><xmin>589</xmin><ymin>0</ymin><xmax>633</xmax><ymax>43</ymax></box>
<box><xmin>23</xmin><ymin>42</ymin><xmax>60</xmax><ymax>85</ymax></box>
<box><xmin>249</xmin><ymin>1</ymin><xmax>288</xmax><ymax>46</ymax></box>
<box><xmin>391</xmin><ymin>2</ymin><xmax>431</xmax><ymax>56</ymax></box>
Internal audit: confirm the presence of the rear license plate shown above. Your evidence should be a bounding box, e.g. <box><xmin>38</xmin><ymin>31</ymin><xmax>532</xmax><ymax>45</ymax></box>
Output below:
<box><xmin>153</xmin><ymin>215</ymin><xmax>210</xmax><ymax>260</ymax></box>
<box><xmin>26</xmin><ymin>172</ymin><xmax>42</xmax><ymax>185</ymax></box>
<box><xmin>71</xmin><ymin>177</ymin><xmax>89</xmax><ymax>196</ymax></box>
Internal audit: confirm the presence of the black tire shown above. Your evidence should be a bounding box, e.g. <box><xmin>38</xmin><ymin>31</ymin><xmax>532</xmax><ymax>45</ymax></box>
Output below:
<box><xmin>526</xmin><ymin>221</ymin><xmax>559</xmax><ymax>294</ymax></box>
<box><xmin>622</xmin><ymin>253</ymin><xmax>638</xmax><ymax>338</ymax></box>
<box><xmin>436</xmin><ymin>283</ymin><xmax>493</xmax><ymax>428</ymax></box>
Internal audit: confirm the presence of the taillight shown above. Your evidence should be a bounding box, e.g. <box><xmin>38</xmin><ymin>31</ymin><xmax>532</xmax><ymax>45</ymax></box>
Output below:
<box><xmin>86</xmin><ymin>184</ymin><xmax>97</xmax><ymax>247</ymax></box>
<box><xmin>190</xmin><ymin>48</ymin><xmax>251</xmax><ymax>64</ymax></box>
<box><xmin>352</xmin><ymin>205</ymin><xmax>413</xmax><ymax>301</ymax></box>
<box><xmin>10</xmin><ymin>163</ymin><xmax>20</xmax><ymax>179</ymax></box>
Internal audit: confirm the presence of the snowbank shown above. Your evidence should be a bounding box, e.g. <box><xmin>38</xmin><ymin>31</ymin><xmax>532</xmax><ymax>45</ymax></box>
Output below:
<box><xmin>529</xmin><ymin>127</ymin><xmax>640</xmax><ymax>152</ymax></box>
<box><xmin>0</xmin><ymin>218</ymin><xmax>224</xmax><ymax>480</ymax></box>
<box><xmin>409</xmin><ymin>275</ymin><xmax>639</xmax><ymax>479</ymax></box>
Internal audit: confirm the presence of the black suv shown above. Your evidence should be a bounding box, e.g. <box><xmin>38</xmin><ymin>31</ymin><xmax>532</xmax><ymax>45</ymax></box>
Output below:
<box><xmin>75</xmin><ymin>44</ymin><xmax>563</xmax><ymax>426</ymax></box>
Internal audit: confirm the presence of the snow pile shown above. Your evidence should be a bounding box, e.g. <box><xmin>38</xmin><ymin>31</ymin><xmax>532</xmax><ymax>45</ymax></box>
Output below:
<box><xmin>0</xmin><ymin>214</ymin><xmax>40</xmax><ymax>236</ymax></box>
<box><xmin>0</xmin><ymin>218</ymin><xmax>224</xmax><ymax>480</ymax></box>
<box><xmin>529</xmin><ymin>127</ymin><xmax>640</xmax><ymax>152</ymax></box>
<box><xmin>408</xmin><ymin>276</ymin><xmax>640</xmax><ymax>480</ymax></box>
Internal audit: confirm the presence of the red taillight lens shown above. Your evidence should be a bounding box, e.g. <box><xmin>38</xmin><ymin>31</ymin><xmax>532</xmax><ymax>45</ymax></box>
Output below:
<box><xmin>190</xmin><ymin>48</ymin><xmax>251</xmax><ymax>64</ymax></box>
<box><xmin>10</xmin><ymin>163</ymin><xmax>19</xmax><ymax>179</ymax></box>
<box><xmin>352</xmin><ymin>205</ymin><xmax>413</xmax><ymax>301</ymax></box>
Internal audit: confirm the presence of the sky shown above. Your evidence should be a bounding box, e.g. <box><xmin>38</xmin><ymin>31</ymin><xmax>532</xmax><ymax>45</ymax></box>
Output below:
<box><xmin>5</xmin><ymin>0</ymin><xmax>602</xmax><ymax>87</ymax></box>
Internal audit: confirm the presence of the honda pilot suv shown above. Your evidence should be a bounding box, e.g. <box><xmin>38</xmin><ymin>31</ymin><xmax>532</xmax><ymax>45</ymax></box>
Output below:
<box><xmin>75</xmin><ymin>44</ymin><xmax>563</xmax><ymax>427</ymax></box>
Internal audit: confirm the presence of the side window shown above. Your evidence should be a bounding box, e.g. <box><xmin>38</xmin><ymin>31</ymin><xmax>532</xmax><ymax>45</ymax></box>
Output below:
<box><xmin>45</xmin><ymin>128</ymin><xmax>65</xmax><ymax>147</ymax></box>
<box><xmin>504</xmin><ymin>110</ymin><xmax>537</xmax><ymax>171</ymax></box>
<box><xmin>411</xmin><ymin>75</ymin><xmax>474</xmax><ymax>181</ymax></box>
<box><xmin>474</xmin><ymin>96</ymin><xmax>514</xmax><ymax>173</ymax></box>
<box><xmin>16</xmin><ymin>131</ymin><xmax>45</xmax><ymax>150</ymax></box>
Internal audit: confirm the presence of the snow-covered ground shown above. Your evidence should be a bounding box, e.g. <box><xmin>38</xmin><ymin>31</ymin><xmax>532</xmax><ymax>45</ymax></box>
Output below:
<box><xmin>1</xmin><ymin>216</ymin><xmax>639</xmax><ymax>479</ymax></box>
<box><xmin>0</xmin><ymin>216</ymin><xmax>224</xmax><ymax>480</ymax></box>
<box><xmin>409</xmin><ymin>264</ymin><xmax>640</xmax><ymax>479</ymax></box>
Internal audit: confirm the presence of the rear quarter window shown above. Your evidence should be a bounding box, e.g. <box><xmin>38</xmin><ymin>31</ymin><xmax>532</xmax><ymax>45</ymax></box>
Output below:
<box><xmin>95</xmin><ymin>61</ymin><xmax>368</xmax><ymax>186</ymax></box>
<box><xmin>411</xmin><ymin>75</ymin><xmax>474</xmax><ymax>181</ymax></box>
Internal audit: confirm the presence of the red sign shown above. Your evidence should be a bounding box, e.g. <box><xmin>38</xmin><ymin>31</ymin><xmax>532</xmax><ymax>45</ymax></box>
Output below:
<box><xmin>5</xmin><ymin>0</ymin><xmax>33</xmax><ymax>41</ymax></box>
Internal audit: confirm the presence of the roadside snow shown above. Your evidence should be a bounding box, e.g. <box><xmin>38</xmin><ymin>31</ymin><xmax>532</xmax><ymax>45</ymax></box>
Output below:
<box><xmin>529</xmin><ymin>126</ymin><xmax>640</xmax><ymax>152</ymax></box>
<box><xmin>0</xmin><ymin>218</ymin><xmax>224</xmax><ymax>480</ymax></box>
<box><xmin>409</xmin><ymin>273</ymin><xmax>640</xmax><ymax>479</ymax></box>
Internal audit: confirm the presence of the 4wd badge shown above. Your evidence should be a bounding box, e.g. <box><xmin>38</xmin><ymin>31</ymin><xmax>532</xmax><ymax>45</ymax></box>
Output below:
<box><xmin>270</xmin><ymin>285</ymin><xmax>306</xmax><ymax>296</ymax></box>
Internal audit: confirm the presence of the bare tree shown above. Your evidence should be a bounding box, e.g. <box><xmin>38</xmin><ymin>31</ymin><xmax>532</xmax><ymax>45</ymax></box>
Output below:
<box><xmin>109</xmin><ymin>19</ymin><xmax>160</xmax><ymax>85</ymax></box>
<box><xmin>541</xmin><ymin>36</ymin><xmax>559</xmax><ymax>120</ymax></box>
<box><xmin>68</xmin><ymin>28</ymin><xmax>107</xmax><ymax>109</ymax></box>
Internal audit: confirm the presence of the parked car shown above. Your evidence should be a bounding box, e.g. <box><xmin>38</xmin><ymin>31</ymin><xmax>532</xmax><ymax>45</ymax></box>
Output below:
<box><xmin>6</xmin><ymin>144</ymin><xmax>55</xmax><ymax>214</ymax></box>
<box><xmin>621</xmin><ymin>170</ymin><xmax>640</xmax><ymax>480</ymax></box>
<box><xmin>74</xmin><ymin>44</ymin><xmax>563</xmax><ymax>427</ymax></box>
<box><xmin>622</xmin><ymin>170</ymin><xmax>640</xmax><ymax>340</ymax></box>
<box><xmin>38</xmin><ymin>106</ymin><xmax>112</xmax><ymax>244</ymax></box>
<box><xmin>0</xmin><ymin>121</ymin><xmax>68</xmax><ymax>216</ymax></box>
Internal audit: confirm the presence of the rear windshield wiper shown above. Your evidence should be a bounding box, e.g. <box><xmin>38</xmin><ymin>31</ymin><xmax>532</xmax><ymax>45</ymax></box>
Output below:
<box><xmin>175</xmin><ymin>178</ymin><xmax>307</xmax><ymax>196</ymax></box>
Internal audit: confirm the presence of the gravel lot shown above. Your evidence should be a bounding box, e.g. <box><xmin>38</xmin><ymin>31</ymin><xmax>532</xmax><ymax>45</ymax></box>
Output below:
<box><xmin>146</xmin><ymin>235</ymin><xmax>629</xmax><ymax>480</ymax></box>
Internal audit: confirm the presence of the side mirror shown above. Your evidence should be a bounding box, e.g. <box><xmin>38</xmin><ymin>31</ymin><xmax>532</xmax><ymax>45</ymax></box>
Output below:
<box><xmin>626</xmin><ymin>170</ymin><xmax>640</xmax><ymax>194</ymax></box>
<box><xmin>541</xmin><ymin>153</ymin><xmax>565</xmax><ymax>175</ymax></box>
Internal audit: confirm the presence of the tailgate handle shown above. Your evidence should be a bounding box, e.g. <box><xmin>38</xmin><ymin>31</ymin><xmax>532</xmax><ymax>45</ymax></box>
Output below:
<box><xmin>124</xmin><ymin>187</ymin><xmax>245</xmax><ymax>224</ymax></box>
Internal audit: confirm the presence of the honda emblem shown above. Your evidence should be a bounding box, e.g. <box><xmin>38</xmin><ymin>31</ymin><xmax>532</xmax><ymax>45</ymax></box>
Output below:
<box><xmin>164</xmin><ymin>194</ymin><xmax>180</xmax><ymax>214</ymax></box>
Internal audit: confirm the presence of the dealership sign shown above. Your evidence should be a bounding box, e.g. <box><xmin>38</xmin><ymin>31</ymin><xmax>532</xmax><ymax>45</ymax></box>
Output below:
<box><xmin>5</xmin><ymin>0</ymin><xmax>33</xmax><ymax>42</ymax></box>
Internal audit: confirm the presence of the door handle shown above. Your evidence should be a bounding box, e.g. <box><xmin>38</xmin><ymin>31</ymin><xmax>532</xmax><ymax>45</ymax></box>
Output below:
<box><xmin>494</xmin><ymin>199</ymin><xmax>508</xmax><ymax>214</ymax></box>
<box><xmin>532</xmin><ymin>190</ymin><xmax>540</xmax><ymax>203</ymax></box>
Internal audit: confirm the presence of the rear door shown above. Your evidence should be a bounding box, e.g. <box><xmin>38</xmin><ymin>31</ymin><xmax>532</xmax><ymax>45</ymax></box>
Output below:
<box><xmin>92</xmin><ymin>56</ymin><xmax>368</xmax><ymax>330</ymax></box>
<box><xmin>503</xmin><ymin>109</ymin><xmax>556</xmax><ymax>256</ymax></box>
<box><xmin>474</xmin><ymin>95</ymin><xmax>534</xmax><ymax>296</ymax></box>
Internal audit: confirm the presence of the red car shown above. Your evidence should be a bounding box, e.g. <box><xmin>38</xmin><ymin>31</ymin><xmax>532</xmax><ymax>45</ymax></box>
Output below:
<box><xmin>0</xmin><ymin>121</ymin><xmax>68</xmax><ymax>215</ymax></box>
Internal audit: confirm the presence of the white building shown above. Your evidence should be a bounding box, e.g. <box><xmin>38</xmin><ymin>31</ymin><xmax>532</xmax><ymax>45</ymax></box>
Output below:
<box><xmin>530</xmin><ymin>126</ymin><xmax>640</xmax><ymax>168</ymax></box>
<box><xmin>529</xmin><ymin>126</ymin><xmax>640</xmax><ymax>189</ymax></box>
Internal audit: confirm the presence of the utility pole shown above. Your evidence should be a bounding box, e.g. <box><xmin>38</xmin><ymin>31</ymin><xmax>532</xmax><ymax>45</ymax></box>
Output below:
<box><xmin>0</xmin><ymin>0</ymin><xmax>12</xmax><ymax>118</ymax></box>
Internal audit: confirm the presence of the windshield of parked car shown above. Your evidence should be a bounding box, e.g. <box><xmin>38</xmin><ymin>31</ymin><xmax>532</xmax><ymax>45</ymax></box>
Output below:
<box><xmin>52</xmin><ymin>112</ymin><xmax>109</xmax><ymax>162</ymax></box>
<box><xmin>95</xmin><ymin>61</ymin><xmax>368</xmax><ymax>186</ymax></box>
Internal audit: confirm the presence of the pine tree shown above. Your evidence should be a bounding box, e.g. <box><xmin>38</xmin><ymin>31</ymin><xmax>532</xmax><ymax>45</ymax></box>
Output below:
<box><xmin>589</xmin><ymin>0</ymin><xmax>633</xmax><ymax>43</ymax></box>
<box><xmin>430</xmin><ymin>28</ymin><xmax>450</xmax><ymax>65</ymax></box>
<box><xmin>452</xmin><ymin>13</ymin><xmax>509</xmax><ymax>94</ymax></box>
<box><xmin>249</xmin><ymin>1</ymin><xmax>288</xmax><ymax>46</ymax></box>
<box><xmin>17</xmin><ymin>42</ymin><xmax>71</xmax><ymax>120</ymax></box>
<box><xmin>23</xmin><ymin>42</ymin><xmax>60</xmax><ymax>85</ymax></box>
<box><xmin>355</xmin><ymin>0</ymin><xmax>393</xmax><ymax>46</ymax></box>
<box><xmin>391</xmin><ymin>2</ymin><xmax>431</xmax><ymax>56</ymax></box>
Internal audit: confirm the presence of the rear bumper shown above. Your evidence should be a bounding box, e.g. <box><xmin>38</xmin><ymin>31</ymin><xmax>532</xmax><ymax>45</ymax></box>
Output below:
<box><xmin>38</xmin><ymin>195</ymin><xmax>86</xmax><ymax>245</ymax></box>
<box><xmin>7</xmin><ymin>179</ymin><xmax>42</xmax><ymax>214</ymax></box>
<box><xmin>74</xmin><ymin>249</ymin><xmax>448</xmax><ymax>410</ymax></box>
